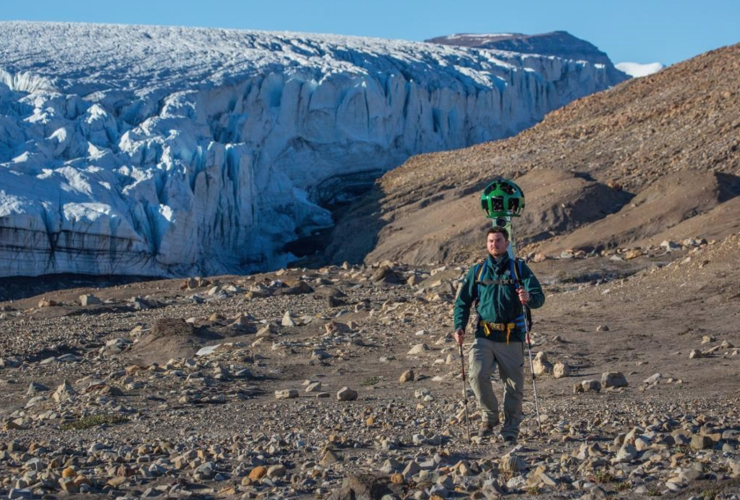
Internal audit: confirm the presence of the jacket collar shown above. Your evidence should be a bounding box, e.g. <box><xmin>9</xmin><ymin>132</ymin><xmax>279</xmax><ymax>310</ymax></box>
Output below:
<box><xmin>486</xmin><ymin>252</ymin><xmax>511</xmax><ymax>273</ymax></box>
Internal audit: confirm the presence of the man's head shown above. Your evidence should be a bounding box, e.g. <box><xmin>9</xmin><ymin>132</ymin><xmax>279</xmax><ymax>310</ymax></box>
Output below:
<box><xmin>486</xmin><ymin>226</ymin><xmax>509</xmax><ymax>258</ymax></box>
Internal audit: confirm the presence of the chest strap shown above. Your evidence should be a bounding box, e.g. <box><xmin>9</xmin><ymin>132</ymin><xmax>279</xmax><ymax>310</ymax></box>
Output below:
<box><xmin>479</xmin><ymin>278</ymin><xmax>516</xmax><ymax>286</ymax></box>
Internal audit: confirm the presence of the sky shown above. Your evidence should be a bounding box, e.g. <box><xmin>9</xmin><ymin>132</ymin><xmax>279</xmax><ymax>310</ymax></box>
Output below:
<box><xmin>1</xmin><ymin>0</ymin><xmax>738</xmax><ymax>66</ymax></box>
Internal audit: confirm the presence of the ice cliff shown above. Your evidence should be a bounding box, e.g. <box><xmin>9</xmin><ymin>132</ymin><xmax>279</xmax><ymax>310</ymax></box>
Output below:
<box><xmin>0</xmin><ymin>22</ymin><xmax>625</xmax><ymax>277</ymax></box>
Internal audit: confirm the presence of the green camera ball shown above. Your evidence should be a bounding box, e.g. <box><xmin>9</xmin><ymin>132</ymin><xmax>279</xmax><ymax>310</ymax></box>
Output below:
<box><xmin>480</xmin><ymin>179</ymin><xmax>526</xmax><ymax>218</ymax></box>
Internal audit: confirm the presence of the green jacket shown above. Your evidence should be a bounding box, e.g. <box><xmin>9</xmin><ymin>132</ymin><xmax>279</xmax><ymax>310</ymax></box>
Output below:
<box><xmin>454</xmin><ymin>253</ymin><xmax>545</xmax><ymax>342</ymax></box>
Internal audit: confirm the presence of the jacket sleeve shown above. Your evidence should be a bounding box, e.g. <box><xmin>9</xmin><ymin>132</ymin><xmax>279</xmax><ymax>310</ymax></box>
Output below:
<box><xmin>454</xmin><ymin>266</ymin><xmax>478</xmax><ymax>331</ymax></box>
<box><xmin>521</xmin><ymin>262</ymin><xmax>545</xmax><ymax>309</ymax></box>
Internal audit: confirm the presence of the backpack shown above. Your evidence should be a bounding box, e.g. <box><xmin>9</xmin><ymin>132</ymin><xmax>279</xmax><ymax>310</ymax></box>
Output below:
<box><xmin>472</xmin><ymin>257</ymin><xmax>533</xmax><ymax>331</ymax></box>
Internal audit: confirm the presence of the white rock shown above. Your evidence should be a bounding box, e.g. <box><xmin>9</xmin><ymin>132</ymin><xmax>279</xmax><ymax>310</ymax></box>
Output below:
<box><xmin>553</xmin><ymin>362</ymin><xmax>571</xmax><ymax>378</ymax></box>
<box><xmin>79</xmin><ymin>294</ymin><xmax>101</xmax><ymax>306</ymax></box>
<box><xmin>661</xmin><ymin>240</ymin><xmax>681</xmax><ymax>251</ymax></box>
<box><xmin>195</xmin><ymin>344</ymin><xmax>222</xmax><ymax>357</ymax></box>
<box><xmin>407</xmin><ymin>343</ymin><xmax>430</xmax><ymax>355</ymax></box>
<box><xmin>533</xmin><ymin>352</ymin><xmax>553</xmax><ymax>376</ymax></box>
<box><xmin>281</xmin><ymin>311</ymin><xmax>296</xmax><ymax>327</ymax></box>
<box><xmin>644</xmin><ymin>373</ymin><xmax>662</xmax><ymax>384</ymax></box>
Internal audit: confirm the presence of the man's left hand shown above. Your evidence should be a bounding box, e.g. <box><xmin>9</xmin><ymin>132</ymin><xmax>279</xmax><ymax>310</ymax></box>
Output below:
<box><xmin>517</xmin><ymin>288</ymin><xmax>530</xmax><ymax>304</ymax></box>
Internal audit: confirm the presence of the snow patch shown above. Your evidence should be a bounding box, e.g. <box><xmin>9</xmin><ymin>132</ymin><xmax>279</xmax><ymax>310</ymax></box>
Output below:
<box><xmin>615</xmin><ymin>62</ymin><xmax>665</xmax><ymax>78</ymax></box>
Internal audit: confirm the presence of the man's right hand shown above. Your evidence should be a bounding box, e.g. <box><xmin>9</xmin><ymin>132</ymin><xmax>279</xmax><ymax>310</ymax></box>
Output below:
<box><xmin>453</xmin><ymin>328</ymin><xmax>465</xmax><ymax>346</ymax></box>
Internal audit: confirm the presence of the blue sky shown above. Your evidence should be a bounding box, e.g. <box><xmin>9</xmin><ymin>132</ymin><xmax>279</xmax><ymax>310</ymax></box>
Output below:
<box><xmin>1</xmin><ymin>0</ymin><xmax>738</xmax><ymax>66</ymax></box>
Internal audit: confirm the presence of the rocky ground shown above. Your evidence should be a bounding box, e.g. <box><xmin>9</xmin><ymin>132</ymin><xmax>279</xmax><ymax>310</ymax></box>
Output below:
<box><xmin>1</xmin><ymin>234</ymin><xmax>740</xmax><ymax>500</ymax></box>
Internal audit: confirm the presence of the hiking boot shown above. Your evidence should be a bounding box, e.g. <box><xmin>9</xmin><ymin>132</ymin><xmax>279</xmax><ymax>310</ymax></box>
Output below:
<box><xmin>478</xmin><ymin>422</ymin><xmax>493</xmax><ymax>437</ymax></box>
<box><xmin>478</xmin><ymin>420</ymin><xmax>499</xmax><ymax>437</ymax></box>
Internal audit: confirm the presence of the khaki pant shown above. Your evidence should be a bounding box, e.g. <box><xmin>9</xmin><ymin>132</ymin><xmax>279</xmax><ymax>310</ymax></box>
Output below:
<box><xmin>468</xmin><ymin>337</ymin><xmax>524</xmax><ymax>439</ymax></box>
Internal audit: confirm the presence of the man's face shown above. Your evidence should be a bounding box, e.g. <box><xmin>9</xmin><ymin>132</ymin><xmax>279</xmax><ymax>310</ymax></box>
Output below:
<box><xmin>487</xmin><ymin>232</ymin><xmax>509</xmax><ymax>257</ymax></box>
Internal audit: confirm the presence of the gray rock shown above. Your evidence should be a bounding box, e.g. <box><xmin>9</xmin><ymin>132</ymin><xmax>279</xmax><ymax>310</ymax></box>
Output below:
<box><xmin>690</xmin><ymin>434</ymin><xmax>713</xmax><ymax>450</ymax></box>
<box><xmin>379</xmin><ymin>458</ymin><xmax>402</xmax><ymax>474</ymax></box>
<box><xmin>325</xmin><ymin>320</ymin><xmax>352</xmax><ymax>335</ymax></box>
<box><xmin>57</xmin><ymin>353</ymin><xmax>82</xmax><ymax>363</ymax></box>
<box><xmin>311</xmin><ymin>349</ymin><xmax>331</xmax><ymax>360</ymax></box>
<box><xmin>26</xmin><ymin>382</ymin><xmax>49</xmax><ymax>396</ymax></box>
<box><xmin>337</xmin><ymin>387</ymin><xmax>358</xmax><ymax>401</ymax></box>
<box><xmin>661</xmin><ymin>240</ymin><xmax>680</xmax><ymax>251</ymax></box>
<box><xmin>267</xmin><ymin>464</ymin><xmax>286</xmax><ymax>477</ymax></box>
<box><xmin>601</xmin><ymin>372</ymin><xmax>628</xmax><ymax>388</ymax></box>
<box><xmin>678</xmin><ymin>467</ymin><xmax>704</xmax><ymax>482</ymax></box>
<box><xmin>275</xmin><ymin>389</ymin><xmax>299</xmax><ymax>400</ymax></box>
<box><xmin>615</xmin><ymin>443</ymin><xmax>638</xmax><ymax>463</ymax></box>
<box><xmin>665</xmin><ymin>479</ymin><xmax>687</xmax><ymax>492</ymax></box>
<box><xmin>499</xmin><ymin>453</ymin><xmax>526</xmax><ymax>472</ymax></box>
<box><xmin>399</xmin><ymin>370</ymin><xmax>415</xmax><ymax>383</ymax></box>
<box><xmin>130</xmin><ymin>296</ymin><xmax>151</xmax><ymax>310</ymax></box>
<box><xmin>306</xmin><ymin>381</ymin><xmax>322</xmax><ymax>393</ymax></box>
<box><xmin>0</xmin><ymin>357</ymin><xmax>21</xmax><ymax>368</ymax></box>
<box><xmin>256</xmin><ymin>323</ymin><xmax>277</xmax><ymax>337</ymax></box>
<box><xmin>402</xmin><ymin>461</ymin><xmax>421</xmax><ymax>480</ymax></box>
<box><xmin>371</xmin><ymin>266</ymin><xmax>401</xmax><ymax>284</ymax></box>
<box><xmin>574</xmin><ymin>380</ymin><xmax>601</xmax><ymax>393</ymax></box>
<box><xmin>194</xmin><ymin>461</ymin><xmax>216</xmax><ymax>480</ymax></box>
<box><xmin>79</xmin><ymin>294</ymin><xmax>102</xmax><ymax>306</ymax></box>
<box><xmin>407</xmin><ymin>275</ymin><xmax>423</xmax><ymax>286</ymax></box>
<box><xmin>330</xmin><ymin>474</ymin><xmax>392</xmax><ymax>500</ymax></box>
<box><xmin>53</xmin><ymin>380</ymin><xmax>77</xmax><ymax>403</ymax></box>
<box><xmin>25</xmin><ymin>396</ymin><xmax>46</xmax><ymax>409</ymax></box>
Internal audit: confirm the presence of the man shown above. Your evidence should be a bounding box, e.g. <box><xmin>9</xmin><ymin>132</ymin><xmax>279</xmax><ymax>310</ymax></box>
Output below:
<box><xmin>454</xmin><ymin>226</ymin><xmax>544</xmax><ymax>443</ymax></box>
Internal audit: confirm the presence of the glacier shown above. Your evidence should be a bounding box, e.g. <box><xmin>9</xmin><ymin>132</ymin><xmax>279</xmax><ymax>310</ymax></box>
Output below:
<box><xmin>0</xmin><ymin>22</ymin><xmax>625</xmax><ymax>277</ymax></box>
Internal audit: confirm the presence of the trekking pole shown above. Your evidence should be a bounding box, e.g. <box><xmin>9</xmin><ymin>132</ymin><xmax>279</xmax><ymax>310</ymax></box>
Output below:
<box><xmin>506</xmin><ymin>211</ymin><xmax>543</xmax><ymax>435</ymax></box>
<box><xmin>521</xmin><ymin>302</ymin><xmax>543</xmax><ymax>434</ymax></box>
<box><xmin>458</xmin><ymin>342</ymin><xmax>471</xmax><ymax>444</ymax></box>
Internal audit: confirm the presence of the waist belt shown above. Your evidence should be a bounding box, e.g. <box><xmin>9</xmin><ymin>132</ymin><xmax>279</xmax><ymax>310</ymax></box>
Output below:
<box><xmin>480</xmin><ymin>320</ymin><xmax>517</xmax><ymax>343</ymax></box>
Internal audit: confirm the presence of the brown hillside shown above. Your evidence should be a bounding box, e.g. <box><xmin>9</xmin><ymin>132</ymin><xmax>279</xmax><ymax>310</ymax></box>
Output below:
<box><xmin>328</xmin><ymin>42</ymin><xmax>740</xmax><ymax>265</ymax></box>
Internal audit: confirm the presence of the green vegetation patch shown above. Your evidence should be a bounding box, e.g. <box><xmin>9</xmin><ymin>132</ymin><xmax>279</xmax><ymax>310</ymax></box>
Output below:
<box><xmin>360</xmin><ymin>376</ymin><xmax>381</xmax><ymax>386</ymax></box>
<box><xmin>61</xmin><ymin>414</ymin><xmax>129</xmax><ymax>430</ymax></box>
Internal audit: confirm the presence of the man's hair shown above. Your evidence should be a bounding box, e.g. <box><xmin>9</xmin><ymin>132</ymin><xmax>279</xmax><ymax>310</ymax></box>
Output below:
<box><xmin>486</xmin><ymin>226</ymin><xmax>509</xmax><ymax>240</ymax></box>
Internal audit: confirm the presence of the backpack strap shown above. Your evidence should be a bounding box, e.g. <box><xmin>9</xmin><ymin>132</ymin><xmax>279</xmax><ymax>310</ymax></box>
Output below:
<box><xmin>473</xmin><ymin>259</ymin><xmax>488</xmax><ymax>304</ymax></box>
<box><xmin>510</xmin><ymin>257</ymin><xmax>533</xmax><ymax>331</ymax></box>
